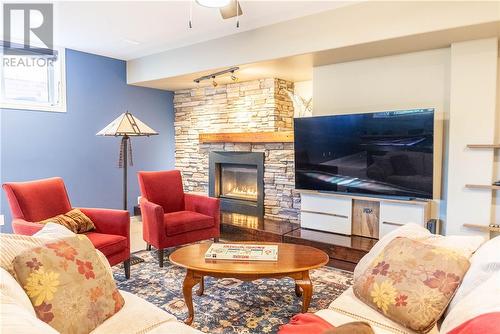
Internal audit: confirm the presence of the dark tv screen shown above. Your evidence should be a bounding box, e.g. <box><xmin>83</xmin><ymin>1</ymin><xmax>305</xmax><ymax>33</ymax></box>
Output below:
<box><xmin>294</xmin><ymin>109</ymin><xmax>434</xmax><ymax>199</ymax></box>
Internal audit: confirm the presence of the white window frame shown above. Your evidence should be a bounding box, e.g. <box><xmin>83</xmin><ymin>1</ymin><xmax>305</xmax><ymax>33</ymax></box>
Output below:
<box><xmin>0</xmin><ymin>46</ymin><xmax>67</xmax><ymax>113</ymax></box>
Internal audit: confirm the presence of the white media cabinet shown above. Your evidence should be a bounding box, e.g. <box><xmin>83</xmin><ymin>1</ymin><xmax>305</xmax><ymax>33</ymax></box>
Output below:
<box><xmin>299</xmin><ymin>190</ymin><xmax>432</xmax><ymax>239</ymax></box>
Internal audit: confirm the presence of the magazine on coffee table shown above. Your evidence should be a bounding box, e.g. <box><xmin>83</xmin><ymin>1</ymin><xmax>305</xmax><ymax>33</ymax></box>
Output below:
<box><xmin>205</xmin><ymin>243</ymin><xmax>278</xmax><ymax>261</ymax></box>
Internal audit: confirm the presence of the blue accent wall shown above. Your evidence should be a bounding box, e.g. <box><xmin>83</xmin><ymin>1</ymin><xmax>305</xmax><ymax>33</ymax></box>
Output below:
<box><xmin>0</xmin><ymin>49</ymin><xmax>175</xmax><ymax>232</ymax></box>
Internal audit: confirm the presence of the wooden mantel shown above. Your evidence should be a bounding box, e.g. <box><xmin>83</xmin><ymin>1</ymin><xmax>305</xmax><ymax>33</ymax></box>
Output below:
<box><xmin>199</xmin><ymin>131</ymin><xmax>294</xmax><ymax>143</ymax></box>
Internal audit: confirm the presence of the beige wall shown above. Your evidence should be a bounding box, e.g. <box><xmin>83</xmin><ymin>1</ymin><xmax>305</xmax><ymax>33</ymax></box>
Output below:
<box><xmin>446</xmin><ymin>38</ymin><xmax>498</xmax><ymax>237</ymax></box>
<box><xmin>311</xmin><ymin>39</ymin><xmax>499</xmax><ymax>236</ymax></box>
<box><xmin>313</xmin><ymin>49</ymin><xmax>450</xmax><ymax>116</ymax></box>
<box><xmin>312</xmin><ymin>48</ymin><xmax>449</xmax><ymax>220</ymax></box>
<box><xmin>494</xmin><ymin>57</ymin><xmax>500</xmax><ymax>225</ymax></box>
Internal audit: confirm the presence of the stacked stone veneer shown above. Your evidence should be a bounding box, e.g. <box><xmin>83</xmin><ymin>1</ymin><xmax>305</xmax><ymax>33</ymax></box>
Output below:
<box><xmin>174</xmin><ymin>78</ymin><xmax>300</xmax><ymax>222</ymax></box>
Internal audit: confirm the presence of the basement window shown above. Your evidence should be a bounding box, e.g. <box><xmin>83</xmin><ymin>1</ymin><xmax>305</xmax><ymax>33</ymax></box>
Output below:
<box><xmin>1</xmin><ymin>45</ymin><xmax>66</xmax><ymax>112</ymax></box>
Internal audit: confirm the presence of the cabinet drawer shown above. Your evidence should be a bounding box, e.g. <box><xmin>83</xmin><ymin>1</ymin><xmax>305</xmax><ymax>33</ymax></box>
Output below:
<box><xmin>379</xmin><ymin>202</ymin><xmax>426</xmax><ymax>237</ymax></box>
<box><xmin>300</xmin><ymin>193</ymin><xmax>352</xmax><ymax>218</ymax></box>
<box><xmin>301</xmin><ymin>211</ymin><xmax>351</xmax><ymax>235</ymax></box>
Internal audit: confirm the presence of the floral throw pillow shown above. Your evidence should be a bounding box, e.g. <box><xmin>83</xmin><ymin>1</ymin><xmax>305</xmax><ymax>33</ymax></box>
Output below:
<box><xmin>12</xmin><ymin>235</ymin><xmax>124</xmax><ymax>334</ymax></box>
<box><xmin>353</xmin><ymin>237</ymin><xmax>470</xmax><ymax>333</ymax></box>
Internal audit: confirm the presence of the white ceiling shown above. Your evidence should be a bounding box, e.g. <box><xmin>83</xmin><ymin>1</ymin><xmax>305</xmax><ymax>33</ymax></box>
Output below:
<box><xmin>51</xmin><ymin>1</ymin><xmax>354</xmax><ymax>60</ymax></box>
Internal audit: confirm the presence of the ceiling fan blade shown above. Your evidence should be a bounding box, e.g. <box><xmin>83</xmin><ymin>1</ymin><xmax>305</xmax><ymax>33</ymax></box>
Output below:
<box><xmin>220</xmin><ymin>0</ymin><xmax>242</xmax><ymax>19</ymax></box>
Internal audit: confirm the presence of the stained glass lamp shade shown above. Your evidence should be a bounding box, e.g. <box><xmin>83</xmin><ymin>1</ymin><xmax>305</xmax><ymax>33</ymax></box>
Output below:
<box><xmin>97</xmin><ymin>112</ymin><xmax>158</xmax><ymax>210</ymax></box>
<box><xmin>96</xmin><ymin>112</ymin><xmax>158</xmax><ymax>137</ymax></box>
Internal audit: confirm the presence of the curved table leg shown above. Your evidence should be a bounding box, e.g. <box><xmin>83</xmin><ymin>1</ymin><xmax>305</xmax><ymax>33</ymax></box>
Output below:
<box><xmin>196</xmin><ymin>276</ymin><xmax>204</xmax><ymax>296</ymax></box>
<box><xmin>182</xmin><ymin>269</ymin><xmax>202</xmax><ymax>325</ymax></box>
<box><xmin>294</xmin><ymin>271</ymin><xmax>312</xmax><ymax>313</ymax></box>
<box><xmin>295</xmin><ymin>283</ymin><xmax>302</xmax><ymax>297</ymax></box>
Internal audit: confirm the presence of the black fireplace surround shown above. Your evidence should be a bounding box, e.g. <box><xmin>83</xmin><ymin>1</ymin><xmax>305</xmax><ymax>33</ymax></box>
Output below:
<box><xmin>209</xmin><ymin>151</ymin><xmax>264</xmax><ymax>216</ymax></box>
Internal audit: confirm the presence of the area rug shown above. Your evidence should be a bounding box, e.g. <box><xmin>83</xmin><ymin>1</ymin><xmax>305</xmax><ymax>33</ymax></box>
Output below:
<box><xmin>113</xmin><ymin>249</ymin><xmax>353</xmax><ymax>334</ymax></box>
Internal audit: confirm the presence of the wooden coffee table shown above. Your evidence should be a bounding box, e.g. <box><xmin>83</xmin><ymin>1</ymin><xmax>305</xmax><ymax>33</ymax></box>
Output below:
<box><xmin>169</xmin><ymin>242</ymin><xmax>329</xmax><ymax>325</ymax></box>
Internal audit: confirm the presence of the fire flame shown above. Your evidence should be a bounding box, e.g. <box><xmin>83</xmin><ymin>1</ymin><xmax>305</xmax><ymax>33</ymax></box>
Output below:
<box><xmin>227</xmin><ymin>186</ymin><xmax>257</xmax><ymax>197</ymax></box>
<box><xmin>223</xmin><ymin>182</ymin><xmax>257</xmax><ymax>200</ymax></box>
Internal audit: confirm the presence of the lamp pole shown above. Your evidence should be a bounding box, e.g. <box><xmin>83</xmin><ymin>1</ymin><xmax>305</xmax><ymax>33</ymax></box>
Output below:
<box><xmin>122</xmin><ymin>135</ymin><xmax>129</xmax><ymax>211</ymax></box>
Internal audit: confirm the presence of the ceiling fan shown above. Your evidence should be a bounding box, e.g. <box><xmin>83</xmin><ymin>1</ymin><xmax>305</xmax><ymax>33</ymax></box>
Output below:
<box><xmin>196</xmin><ymin>0</ymin><xmax>243</xmax><ymax>20</ymax></box>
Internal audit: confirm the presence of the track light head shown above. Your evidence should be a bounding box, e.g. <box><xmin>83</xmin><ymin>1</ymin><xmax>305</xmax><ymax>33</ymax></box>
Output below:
<box><xmin>230</xmin><ymin>70</ymin><xmax>238</xmax><ymax>82</ymax></box>
<box><xmin>193</xmin><ymin>66</ymin><xmax>239</xmax><ymax>85</ymax></box>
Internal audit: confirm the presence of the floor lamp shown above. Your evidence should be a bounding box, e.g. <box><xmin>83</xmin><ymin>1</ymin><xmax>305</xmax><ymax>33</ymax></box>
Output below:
<box><xmin>97</xmin><ymin>111</ymin><xmax>158</xmax><ymax>211</ymax></box>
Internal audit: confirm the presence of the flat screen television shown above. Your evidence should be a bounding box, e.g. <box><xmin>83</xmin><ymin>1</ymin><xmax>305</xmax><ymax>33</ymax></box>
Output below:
<box><xmin>294</xmin><ymin>108</ymin><xmax>435</xmax><ymax>199</ymax></box>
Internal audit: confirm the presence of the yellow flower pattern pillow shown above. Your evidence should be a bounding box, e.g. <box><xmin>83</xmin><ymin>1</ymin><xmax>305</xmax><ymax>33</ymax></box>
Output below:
<box><xmin>353</xmin><ymin>237</ymin><xmax>470</xmax><ymax>333</ymax></box>
<box><xmin>12</xmin><ymin>235</ymin><xmax>124</xmax><ymax>334</ymax></box>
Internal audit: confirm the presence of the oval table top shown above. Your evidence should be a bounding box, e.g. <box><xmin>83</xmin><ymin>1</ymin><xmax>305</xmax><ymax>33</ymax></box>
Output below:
<box><xmin>169</xmin><ymin>242</ymin><xmax>329</xmax><ymax>276</ymax></box>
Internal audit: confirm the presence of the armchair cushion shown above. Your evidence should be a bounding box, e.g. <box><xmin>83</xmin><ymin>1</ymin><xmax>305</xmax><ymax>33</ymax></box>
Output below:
<box><xmin>164</xmin><ymin>211</ymin><xmax>214</xmax><ymax>237</ymax></box>
<box><xmin>84</xmin><ymin>232</ymin><xmax>128</xmax><ymax>258</ymax></box>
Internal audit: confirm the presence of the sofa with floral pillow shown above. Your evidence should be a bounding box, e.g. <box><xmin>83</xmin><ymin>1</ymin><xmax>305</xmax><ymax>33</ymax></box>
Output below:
<box><xmin>0</xmin><ymin>224</ymin><xmax>204</xmax><ymax>334</ymax></box>
<box><xmin>313</xmin><ymin>224</ymin><xmax>500</xmax><ymax>334</ymax></box>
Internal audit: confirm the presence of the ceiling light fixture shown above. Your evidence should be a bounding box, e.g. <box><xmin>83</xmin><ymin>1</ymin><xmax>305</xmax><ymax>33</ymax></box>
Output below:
<box><xmin>230</xmin><ymin>70</ymin><xmax>238</xmax><ymax>82</ymax></box>
<box><xmin>123</xmin><ymin>38</ymin><xmax>141</xmax><ymax>45</ymax></box>
<box><xmin>190</xmin><ymin>0</ymin><xmax>242</xmax><ymax>28</ymax></box>
<box><xmin>193</xmin><ymin>66</ymin><xmax>239</xmax><ymax>85</ymax></box>
<box><xmin>196</xmin><ymin>0</ymin><xmax>231</xmax><ymax>8</ymax></box>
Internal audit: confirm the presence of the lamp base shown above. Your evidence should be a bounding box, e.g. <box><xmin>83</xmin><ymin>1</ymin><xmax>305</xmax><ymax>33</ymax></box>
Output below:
<box><xmin>129</xmin><ymin>255</ymin><xmax>145</xmax><ymax>266</ymax></box>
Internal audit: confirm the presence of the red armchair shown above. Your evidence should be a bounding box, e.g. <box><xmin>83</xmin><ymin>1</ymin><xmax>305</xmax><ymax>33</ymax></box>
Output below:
<box><xmin>2</xmin><ymin>177</ymin><xmax>131</xmax><ymax>278</ymax></box>
<box><xmin>137</xmin><ymin>170</ymin><xmax>220</xmax><ymax>267</ymax></box>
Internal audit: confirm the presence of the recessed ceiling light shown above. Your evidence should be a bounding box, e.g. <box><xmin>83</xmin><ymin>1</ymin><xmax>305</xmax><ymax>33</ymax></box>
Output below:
<box><xmin>196</xmin><ymin>0</ymin><xmax>231</xmax><ymax>8</ymax></box>
<box><xmin>123</xmin><ymin>38</ymin><xmax>141</xmax><ymax>45</ymax></box>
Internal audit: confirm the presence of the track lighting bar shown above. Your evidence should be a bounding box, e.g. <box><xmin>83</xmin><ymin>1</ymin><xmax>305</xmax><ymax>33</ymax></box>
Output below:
<box><xmin>193</xmin><ymin>67</ymin><xmax>239</xmax><ymax>84</ymax></box>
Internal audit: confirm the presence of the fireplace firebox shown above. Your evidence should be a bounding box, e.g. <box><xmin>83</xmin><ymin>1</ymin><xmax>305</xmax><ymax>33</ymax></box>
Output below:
<box><xmin>209</xmin><ymin>151</ymin><xmax>264</xmax><ymax>216</ymax></box>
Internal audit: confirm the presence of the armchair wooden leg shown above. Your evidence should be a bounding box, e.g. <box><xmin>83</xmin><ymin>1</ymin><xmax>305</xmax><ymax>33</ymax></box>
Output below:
<box><xmin>213</xmin><ymin>237</ymin><xmax>219</xmax><ymax>243</ymax></box>
<box><xmin>158</xmin><ymin>249</ymin><xmax>164</xmax><ymax>267</ymax></box>
<box><xmin>123</xmin><ymin>259</ymin><xmax>131</xmax><ymax>279</ymax></box>
<box><xmin>146</xmin><ymin>244</ymin><xmax>152</xmax><ymax>251</ymax></box>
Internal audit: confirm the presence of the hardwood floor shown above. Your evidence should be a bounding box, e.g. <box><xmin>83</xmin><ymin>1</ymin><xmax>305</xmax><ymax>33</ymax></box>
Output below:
<box><xmin>220</xmin><ymin>212</ymin><xmax>298</xmax><ymax>242</ymax></box>
<box><xmin>221</xmin><ymin>212</ymin><xmax>377</xmax><ymax>271</ymax></box>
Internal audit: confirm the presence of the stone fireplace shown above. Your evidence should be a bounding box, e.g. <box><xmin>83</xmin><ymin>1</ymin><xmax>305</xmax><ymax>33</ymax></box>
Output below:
<box><xmin>209</xmin><ymin>151</ymin><xmax>264</xmax><ymax>216</ymax></box>
<box><xmin>174</xmin><ymin>78</ymin><xmax>301</xmax><ymax>222</ymax></box>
